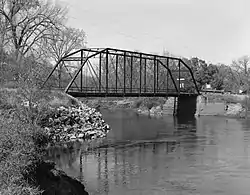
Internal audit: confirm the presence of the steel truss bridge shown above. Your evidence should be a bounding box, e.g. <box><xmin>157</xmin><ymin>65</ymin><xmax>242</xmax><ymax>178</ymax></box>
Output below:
<box><xmin>42</xmin><ymin>48</ymin><xmax>200</xmax><ymax>97</ymax></box>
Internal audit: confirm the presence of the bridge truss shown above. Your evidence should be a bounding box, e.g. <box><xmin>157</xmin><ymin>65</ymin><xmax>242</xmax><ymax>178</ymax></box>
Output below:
<box><xmin>42</xmin><ymin>48</ymin><xmax>200</xmax><ymax>97</ymax></box>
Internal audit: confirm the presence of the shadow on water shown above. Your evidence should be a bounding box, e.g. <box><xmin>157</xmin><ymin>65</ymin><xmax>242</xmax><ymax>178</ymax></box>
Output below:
<box><xmin>46</xmin><ymin>110</ymin><xmax>250</xmax><ymax>195</ymax></box>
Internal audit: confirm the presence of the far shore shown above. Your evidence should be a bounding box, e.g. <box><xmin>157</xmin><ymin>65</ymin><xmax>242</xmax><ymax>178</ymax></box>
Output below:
<box><xmin>81</xmin><ymin>93</ymin><xmax>249</xmax><ymax>119</ymax></box>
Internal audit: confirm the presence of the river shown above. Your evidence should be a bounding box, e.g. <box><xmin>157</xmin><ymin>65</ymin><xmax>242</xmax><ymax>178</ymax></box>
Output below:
<box><xmin>46</xmin><ymin>109</ymin><xmax>250</xmax><ymax>195</ymax></box>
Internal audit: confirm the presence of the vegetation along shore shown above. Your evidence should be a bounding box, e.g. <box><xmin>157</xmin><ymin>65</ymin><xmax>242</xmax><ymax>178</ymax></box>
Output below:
<box><xmin>0</xmin><ymin>88</ymin><xmax>110</xmax><ymax>195</ymax></box>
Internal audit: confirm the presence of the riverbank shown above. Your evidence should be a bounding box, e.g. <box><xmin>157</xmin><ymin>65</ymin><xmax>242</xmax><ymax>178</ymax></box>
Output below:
<box><xmin>0</xmin><ymin>88</ymin><xmax>110</xmax><ymax>195</ymax></box>
<box><xmin>81</xmin><ymin>97</ymin><xmax>174</xmax><ymax>116</ymax></box>
<box><xmin>82</xmin><ymin>93</ymin><xmax>250</xmax><ymax>118</ymax></box>
<box><xmin>196</xmin><ymin>93</ymin><xmax>249</xmax><ymax>118</ymax></box>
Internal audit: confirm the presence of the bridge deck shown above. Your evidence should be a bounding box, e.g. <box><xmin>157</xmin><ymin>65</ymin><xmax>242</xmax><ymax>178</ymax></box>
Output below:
<box><xmin>68</xmin><ymin>91</ymin><xmax>198</xmax><ymax>97</ymax></box>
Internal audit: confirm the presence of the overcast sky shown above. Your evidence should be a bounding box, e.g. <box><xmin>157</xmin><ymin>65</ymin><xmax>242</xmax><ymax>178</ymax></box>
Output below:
<box><xmin>58</xmin><ymin>0</ymin><xmax>250</xmax><ymax>64</ymax></box>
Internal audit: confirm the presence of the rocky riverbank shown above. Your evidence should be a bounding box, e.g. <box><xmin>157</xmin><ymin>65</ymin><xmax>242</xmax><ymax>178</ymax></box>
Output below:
<box><xmin>40</xmin><ymin>104</ymin><xmax>110</xmax><ymax>143</ymax></box>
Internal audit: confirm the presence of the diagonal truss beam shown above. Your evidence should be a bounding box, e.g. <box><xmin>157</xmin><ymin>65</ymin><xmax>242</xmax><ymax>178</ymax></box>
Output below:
<box><xmin>64</xmin><ymin>48</ymin><xmax>107</xmax><ymax>93</ymax></box>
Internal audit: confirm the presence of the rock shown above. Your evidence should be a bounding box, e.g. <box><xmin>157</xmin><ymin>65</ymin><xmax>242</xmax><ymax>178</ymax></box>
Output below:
<box><xmin>226</xmin><ymin>103</ymin><xmax>246</xmax><ymax>117</ymax></box>
<box><xmin>42</xmin><ymin>103</ymin><xmax>111</xmax><ymax>142</ymax></box>
<box><xmin>78</xmin><ymin>133</ymin><xmax>84</xmax><ymax>138</ymax></box>
<box><xmin>150</xmin><ymin>105</ymin><xmax>162</xmax><ymax>114</ymax></box>
<box><xmin>70</xmin><ymin>135</ymin><xmax>76</xmax><ymax>140</ymax></box>
<box><xmin>138</xmin><ymin>109</ymin><xmax>150</xmax><ymax>115</ymax></box>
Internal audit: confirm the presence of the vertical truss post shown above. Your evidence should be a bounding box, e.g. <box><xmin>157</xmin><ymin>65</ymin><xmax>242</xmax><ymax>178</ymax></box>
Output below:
<box><xmin>154</xmin><ymin>56</ymin><xmax>156</xmax><ymax>94</ymax></box>
<box><xmin>166</xmin><ymin>58</ymin><xmax>169</xmax><ymax>94</ymax></box>
<box><xmin>178</xmin><ymin>60</ymin><xmax>180</xmax><ymax>94</ymax></box>
<box><xmin>99</xmin><ymin>53</ymin><xmax>102</xmax><ymax>93</ymax></box>
<box><xmin>144</xmin><ymin>58</ymin><xmax>147</xmax><ymax>92</ymax></box>
<box><xmin>139</xmin><ymin>54</ymin><xmax>142</xmax><ymax>94</ymax></box>
<box><xmin>80</xmin><ymin>50</ymin><xmax>83</xmax><ymax>92</ymax></box>
<box><xmin>130</xmin><ymin>55</ymin><xmax>133</xmax><ymax>93</ymax></box>
<box><xmin>156</xmin><ymin>59</ymin><xmax>159</xmax><ymax>92</ymax></box>
<box><xmin>106</xmin><ymin>50</ymin><xmax>109</xmax><ymax>94</ymax></box>
<box><xmin>116</xmin><ymin>54</ymin><xmax>118</xmax><ymax>93</ymax></box>
<box><xmin>85</xmin><ymin>63</ymin><xmax>88</xmax><ymax>90</ymax></box>
<box><xmin>123</xmin><ymin>52</ymin><xmax>126</xmax><ymax>94</ymax></box>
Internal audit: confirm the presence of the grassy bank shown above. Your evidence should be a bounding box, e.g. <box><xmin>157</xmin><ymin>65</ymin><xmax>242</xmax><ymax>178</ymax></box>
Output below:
<box><xmin>0</xmin><ymin>88</ymin><xmax>91</xmax><ymax>194</ymax></box>
<box><xmin>0</xmin><ymin>104</ymin><xmax>48</xmax><ymax>194</ymax></box>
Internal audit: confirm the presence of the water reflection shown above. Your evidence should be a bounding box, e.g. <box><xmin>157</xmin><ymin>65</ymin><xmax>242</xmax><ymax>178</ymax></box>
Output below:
<box><xmin>46</xmin><ymin>111</ymin><xmax>250</xmax><ymax>195</ymax></box>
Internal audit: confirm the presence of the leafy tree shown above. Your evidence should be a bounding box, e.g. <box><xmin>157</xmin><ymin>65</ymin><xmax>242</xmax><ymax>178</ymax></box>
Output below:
<box><xmin>230</xmin><ymin>55</ymin><xmax>250</xmax><ymax>92</ymax></box>
<box><xmin>210</xmin><ymin>64</ymin><xmax>227</xmax><ymax>90</ymax></box>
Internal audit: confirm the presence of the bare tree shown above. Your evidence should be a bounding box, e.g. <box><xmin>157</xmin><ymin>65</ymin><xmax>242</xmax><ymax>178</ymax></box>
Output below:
<box><xmin>43</xmin><ymin>26</ymin><xmax>86</xmax><ymax>63</ymax></box>
<box><xmin>0</xmin><ymin>0</ymin><xmax>67</xmax><ymax>61</ymax></box>
<box><xmin>232</xmin><ymin>55</ymin><xmax>250</xmax><ymax>74</ymax></box>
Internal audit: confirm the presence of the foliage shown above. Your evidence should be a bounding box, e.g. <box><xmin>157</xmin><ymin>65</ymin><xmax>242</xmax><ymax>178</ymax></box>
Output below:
<box><xmin>181</xmin><ymin>56</ymin><xmax>250</xmax><ymax>93</ymax></box>
<box><xmin>231</xmin><ymin>55</ymin><xmax>250</xmax><ymax>92</ymax></box>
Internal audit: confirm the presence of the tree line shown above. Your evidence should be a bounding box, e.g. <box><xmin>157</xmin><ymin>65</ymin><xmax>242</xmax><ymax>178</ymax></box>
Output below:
<box><xmin>181</xmin><ymin>55</ymin><xmax>250</xmax><ymax>93</ymax></box>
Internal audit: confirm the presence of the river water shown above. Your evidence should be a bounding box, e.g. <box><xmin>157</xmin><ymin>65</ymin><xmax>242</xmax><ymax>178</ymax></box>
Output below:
<box><xmin>46</xmin><ymin>109</ymin><xmax>250</xmax><ymax>195</ymax></box>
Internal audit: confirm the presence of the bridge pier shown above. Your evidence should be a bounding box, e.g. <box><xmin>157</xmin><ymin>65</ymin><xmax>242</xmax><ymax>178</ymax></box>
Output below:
<box><xmin>176</xmin><ymin>96</ymin><xmax>198</xmax><ymax>117</ymax></box>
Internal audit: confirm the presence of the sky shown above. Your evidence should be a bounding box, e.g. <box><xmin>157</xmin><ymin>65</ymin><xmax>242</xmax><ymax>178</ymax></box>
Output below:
<box><xmin>57</xmin><ymin>0</ymin><xmax>250</xmax><ymax>64</ymax></box>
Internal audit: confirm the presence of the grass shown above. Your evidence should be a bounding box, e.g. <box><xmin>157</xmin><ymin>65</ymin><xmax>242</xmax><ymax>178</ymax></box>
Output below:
<box><xmin>0</xmin><ymin>116</ymin><xmax>47</xmax><ymax>195</ymax></box>
<box><xmin>0</xmin><ymin>86</ymin><xmax>84</xmax><ymax>194</ymax></box>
